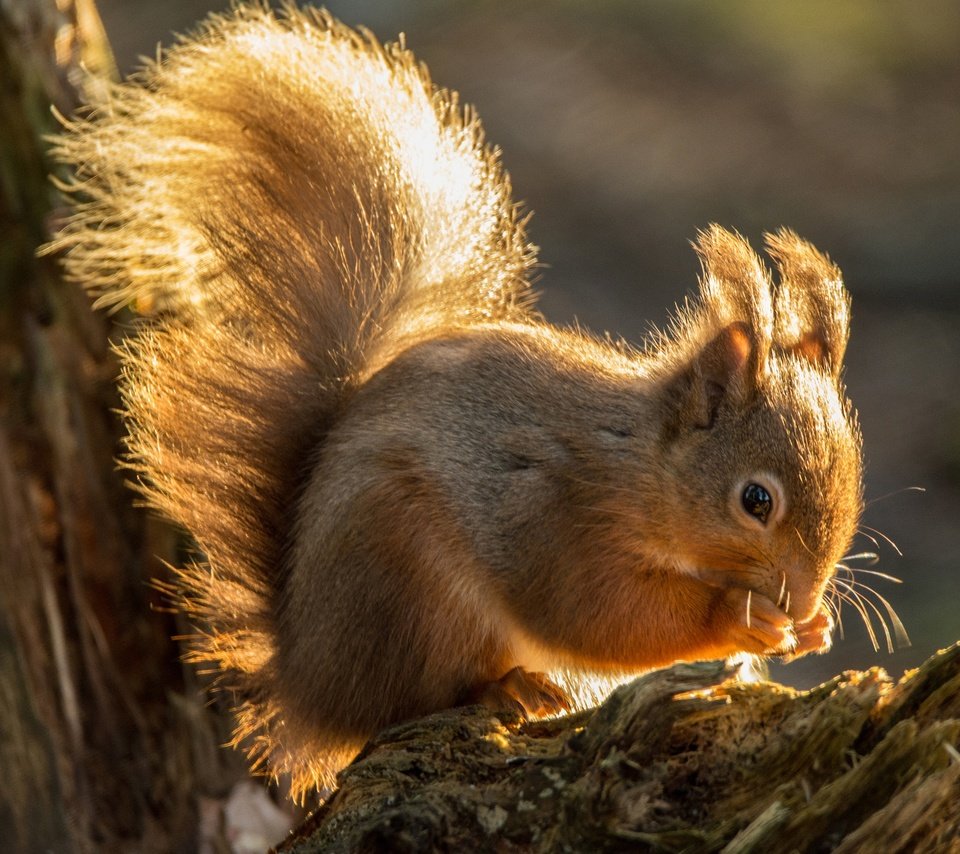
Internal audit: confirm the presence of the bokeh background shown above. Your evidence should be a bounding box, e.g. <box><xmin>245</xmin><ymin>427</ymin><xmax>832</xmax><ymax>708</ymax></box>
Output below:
<box><xmin>94</xmin><ymin>0</ymin><xmax>960</xmax><ymax>687</ymax></box>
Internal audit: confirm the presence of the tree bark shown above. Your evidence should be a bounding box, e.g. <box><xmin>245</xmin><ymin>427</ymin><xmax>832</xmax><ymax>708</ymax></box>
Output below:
<box><xmin>280</xmin><ymin>644</ymin><xmax>960</xmax><ymax>853</ymax></box>
<box><xmin>0</xmin><ymin>2</ymin><xmax>239</xmax><ymax>851</ymax></box>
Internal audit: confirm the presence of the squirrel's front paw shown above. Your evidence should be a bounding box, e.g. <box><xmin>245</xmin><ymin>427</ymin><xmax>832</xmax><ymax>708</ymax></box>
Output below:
<box><xmin>717</xmin><ymin>588</ymin><xmax>798</xmax><ymax>657</ymax></box>
<box><xmin>467</xmin><ymin>666</ymin><xmax>571</xmax><ymax>718</ymax></box>
<box><xmin>780</xmin><ymin>606</ymin><xmax>834</xmax><ymax>661</ymax></box>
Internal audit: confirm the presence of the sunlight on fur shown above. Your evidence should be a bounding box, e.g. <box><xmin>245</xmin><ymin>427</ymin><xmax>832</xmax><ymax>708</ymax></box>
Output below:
<box><xmin>49</xmin><ymin>4</ymin><xmax>866</xmax><ymax>803</ymax></box>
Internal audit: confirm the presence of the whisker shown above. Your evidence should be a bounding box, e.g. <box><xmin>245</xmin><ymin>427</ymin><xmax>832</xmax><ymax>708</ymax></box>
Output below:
<box><xmin>777</xmin><ymin>571</ymin><xmax>786</xmax><ymax>608</ymax></box>
<box><xmin>833</xmin><ymin>578</ymin><xmax>888</xmax><ymax>652</ymax></box>
<box><xmin>855</xmin><ymin>529</ymin><xmax>882</xmax><ymax>552</ymax></box>
<box><xmin>842</xmin><ymin>551</ymin><xmax>880</xmax><ymax>566</ymax></box>
<box><xmin>834</xmin><ymin>586</ymin><xmax>880</xmax><ymax>652</ymax></box>
<box><xmin>829</xmin><ymin>578</ymin><xmax>875</xmax><ymax>647</ymax></box>
<box><xmin>842</xmin><ymin>579</ymin><xmax>911</xmax><ymax>646</ymax></box>
<box><xmin>836</xmin><ymin>579</ymin><xmax>894</xmax><ymax>653</ymax></box>
<box><xmin>860</xmin><ymin>596</ymin><xmax>894</xmax><ymax>654</ymax></box>
<box><xmin>824</xmin><ymin>592</ymin><xmax>845</xmax><ymax>641</ymax></box>
<box><xmin>844</xmin><ymin>566</ymin><xmax>903</xmax><ymax>585</ymax></box>
<box><xmin>833</xmin><ymin>595</ymin><xmax>852</xmax><ymax>642</ymax></box>
<box><xmin>784</xmin><ymin>590</ymin><xmax>791</xmax><ymax>615</ymax></box>
<box><xmin>746</xmin><ymin>589</ymin><xmax>752</xmax><ymax>628</ymax></box>
<box><xmin>864</xmin><ymin>486</ymin><xmax>925</xmax><ymax>508</ymax></box>
<box><xmin>821</xmin><ymin>587</ymin><xmax>838</xmax><ymax>617</ymax></box>
<box><xmin>750</xmin><ymin>541</ymin><xmax>780</xmax><ymax>574</ymax></box>
<box><xmin>859</xmin><ymin>525</ymin><xmax>903</xmax><ymax>558</ymax></box>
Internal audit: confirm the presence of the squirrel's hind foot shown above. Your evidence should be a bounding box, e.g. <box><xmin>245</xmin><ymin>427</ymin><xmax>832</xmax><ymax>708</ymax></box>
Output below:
<box><xmin>465</xmin><ymin>666</ymin><xmax>572</xmax><ymax>718</ymax></box>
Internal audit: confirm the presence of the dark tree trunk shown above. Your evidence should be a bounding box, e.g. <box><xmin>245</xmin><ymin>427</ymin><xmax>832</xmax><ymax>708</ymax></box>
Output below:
<box><xmin>0</xmin><ymin>2</ymin><xmax>239</xmax><ymax>850</ymax></box>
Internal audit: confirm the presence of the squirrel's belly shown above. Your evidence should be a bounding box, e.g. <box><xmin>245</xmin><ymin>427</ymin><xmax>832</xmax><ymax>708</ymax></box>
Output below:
<box><xmin>441</xmin><ymin>566</ymin><xmax>558</xmax><ymax>675</ymax></box>
<box><xmin>504</xmin><ymin>621</ymin><xmax>558</xmax><ymax>674</ymax></box>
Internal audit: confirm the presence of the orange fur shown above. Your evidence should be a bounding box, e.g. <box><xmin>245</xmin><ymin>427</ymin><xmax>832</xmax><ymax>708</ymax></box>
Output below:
<box><xmin>50</xmin><ymin>5</ymin><xmax>863</xmax><ymax>800</ymax></box>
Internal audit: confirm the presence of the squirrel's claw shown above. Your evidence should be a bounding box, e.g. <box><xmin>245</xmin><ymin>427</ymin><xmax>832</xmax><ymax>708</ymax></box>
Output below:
<box><xmin>467</xmin><ymin>666</ymin><xmax>571</xmax><ymax>719</ymax></box>
<box><xmin>780</xmin><ymin>607</ymin><xmax>834</xmax><ymax>662</ymax></box>
<box><xmin>720</xmin><ymin>587</ymin><xmax>798</xmax><ymax>656</ymax></box>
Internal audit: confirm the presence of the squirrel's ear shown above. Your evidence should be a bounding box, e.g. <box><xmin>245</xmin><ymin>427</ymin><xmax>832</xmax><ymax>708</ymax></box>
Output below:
<box><xmin>673</xmin><ymin>227</ymin><xmax>773</xmax><ymax>428</ymax></box>
<box><xmin>765</xmin><ymin>229</ymin><xmax>850</xmax><ymax>380</ymax></box>
<box><xmin>682</xmin><ymin>321</ymin><xmax>755</xmax><ymax>429</ymax></box>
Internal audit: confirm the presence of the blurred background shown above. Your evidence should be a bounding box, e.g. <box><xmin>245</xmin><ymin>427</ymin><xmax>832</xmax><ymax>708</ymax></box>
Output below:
<box><xmin>96</xmin><ymin>0</ymin><xmax>959</xmax><ymax>688</ymax></box>
<box><xmin>4</xmin><ymin>0</ymin><xmax>958</xmax><ymax>850</ymax></box>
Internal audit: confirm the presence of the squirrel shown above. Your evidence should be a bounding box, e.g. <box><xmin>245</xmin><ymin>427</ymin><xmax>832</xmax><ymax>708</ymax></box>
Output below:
<box><xmin>50</xmin><ymin>4</ymin><xmax>863</xmax><ymax>800</ymax></box>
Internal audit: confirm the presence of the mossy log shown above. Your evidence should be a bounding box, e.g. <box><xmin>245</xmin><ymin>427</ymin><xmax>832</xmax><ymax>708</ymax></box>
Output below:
<box><xmin>281</xmin><ymin>643</ymin><xmax>960</xmax><ymax>853</ymax></box>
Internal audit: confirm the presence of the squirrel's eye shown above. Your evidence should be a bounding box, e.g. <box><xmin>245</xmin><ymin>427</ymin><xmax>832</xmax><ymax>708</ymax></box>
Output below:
<box><xmin>741</xmin><ymin>483</ymin><xmax>772</xmax><ymax>524</ymax></box>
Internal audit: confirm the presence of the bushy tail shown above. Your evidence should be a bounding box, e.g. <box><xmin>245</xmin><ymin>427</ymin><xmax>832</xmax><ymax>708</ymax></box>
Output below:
<box><xmin>50</xmin><ymin>3</ymin><xmax>535</xmax><ymax>796</ymax></box>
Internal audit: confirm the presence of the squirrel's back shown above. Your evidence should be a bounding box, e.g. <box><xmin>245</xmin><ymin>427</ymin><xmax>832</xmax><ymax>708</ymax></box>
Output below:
<box><xmin>52</xmin><ymin>5</ymin><xmax>535</xmax><ymax>795</ymax></box>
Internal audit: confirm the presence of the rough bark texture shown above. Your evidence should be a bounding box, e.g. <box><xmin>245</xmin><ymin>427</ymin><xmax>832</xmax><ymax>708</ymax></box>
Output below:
<box><xmin>0</xmin><ymin>1</ymin><xmax>241</xmax><ymax>851</ymax></box>
<box><xmin>281</xmin><ymin>644</ymin><xmax>960</xmax><ymax>853</ymax></box>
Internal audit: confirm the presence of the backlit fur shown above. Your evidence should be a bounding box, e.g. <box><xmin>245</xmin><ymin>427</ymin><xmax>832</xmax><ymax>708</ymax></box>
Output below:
<box><xmin>51</xmin><ymin>5</ymin><xmax>863</xmax><ymax>800</ymax></box>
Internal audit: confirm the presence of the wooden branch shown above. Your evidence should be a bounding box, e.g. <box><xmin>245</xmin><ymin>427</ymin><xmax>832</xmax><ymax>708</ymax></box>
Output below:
<box><xmin>281</xmin><ymin>644</ymin><xmax>960</xmax><ymax>852</ymax></box>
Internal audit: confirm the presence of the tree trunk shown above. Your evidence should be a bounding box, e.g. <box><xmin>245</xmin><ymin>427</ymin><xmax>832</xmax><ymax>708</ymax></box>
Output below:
<box><xmin>280</xmin><ymin>645</ymin><xmax>960</xmax><ymax>853</ymax></box>
<box><xmin>0</xmin><ymin>2</ymin><xmax>239</xmax><ymax>851</ymax></box>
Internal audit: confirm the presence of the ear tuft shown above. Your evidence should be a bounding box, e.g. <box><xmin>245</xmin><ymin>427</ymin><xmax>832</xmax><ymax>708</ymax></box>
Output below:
<box><xmin>691</xmin><ymin>225</ymin><xmax>773</xmax><ymax>390</ymax></box>
<box><xmin>765</xmin><ymin>229</ymin><xmax>850</xmax><ymax>379</ymax></box>
<box><xmin>662</xmin><ymin>227</ymin><xmax>781</xmax><ymax>433</ymax></box>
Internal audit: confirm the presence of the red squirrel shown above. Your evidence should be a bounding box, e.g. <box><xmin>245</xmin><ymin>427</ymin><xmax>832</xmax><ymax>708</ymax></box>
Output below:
<box><xmin>51</xmin><ymin>5</ymin><xmax>863</xmax><ymax>799</ymax></box>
